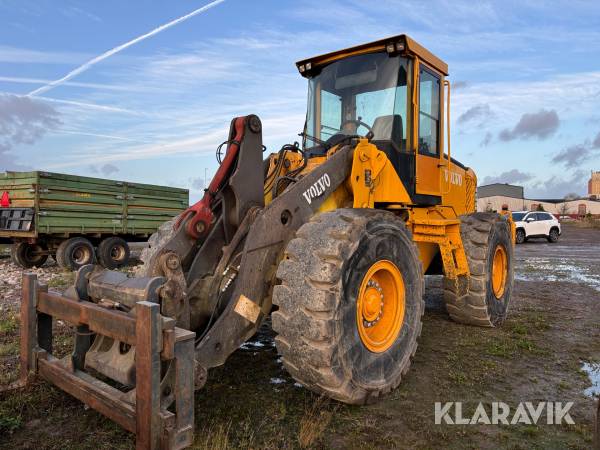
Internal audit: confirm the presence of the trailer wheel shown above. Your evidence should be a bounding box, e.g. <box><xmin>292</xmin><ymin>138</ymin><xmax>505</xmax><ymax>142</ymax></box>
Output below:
<box><xmin>272</xmin><ymin>209</ymin><xmax>424</xmax><ymax>404</ymax></box>
<box><xmin>10</xmin><ymin>242</ymin><xmax>48</xmax><ymax>268</ymax></box>
<box><xmin>97</xmin><ymin>237</ymin><xmax>130</xmax><ymax>269</ymax></box>
<box><xmin>56</xmin><ymin>237</ymin><xmax>95</xmax><ymax>270</ymax></box>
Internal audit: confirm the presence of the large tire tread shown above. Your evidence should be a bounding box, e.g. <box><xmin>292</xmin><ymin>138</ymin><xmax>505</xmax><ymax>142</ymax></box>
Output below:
<box><xmin>272</xmin><ymin>208</ymin><xmax>424</xmax><ymax>405</ymax></box>
<box><xmin>55</xmin><ymin>237</ymin><xmax>94</xmax><ymax>270</ymax></box>
<box><xmin>136</xmin><ymin>217</ymin><xmax>178</xmax><ymax>276</ymax></box>
<box><xmin>443</xmin><ymin>212</ymin><xmax>513</xmax><ymax>327</ymax></box>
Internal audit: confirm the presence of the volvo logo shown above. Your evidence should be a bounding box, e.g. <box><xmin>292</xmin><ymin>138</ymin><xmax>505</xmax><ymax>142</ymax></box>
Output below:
<box><xmin>303</xmin><ymin>173</ymin><xmax>331</xmax><ymax>205</ymax></box>
<box><xmin>444</xmin><ymin>169</ymin><xmax>463</xmax><ymax>186</ymax></box>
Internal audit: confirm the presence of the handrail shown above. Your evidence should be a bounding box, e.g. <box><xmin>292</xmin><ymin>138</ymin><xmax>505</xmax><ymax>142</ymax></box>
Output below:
<box><xmin>441</xmin><ymin>79</ymin><xmax>452</xmax><ymax>195</ymax></box>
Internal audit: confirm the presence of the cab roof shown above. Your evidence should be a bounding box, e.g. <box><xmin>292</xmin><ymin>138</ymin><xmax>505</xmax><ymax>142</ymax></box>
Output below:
<box><xmin>296</xmin><ymin>34</ymin><xmax>448</xmax><ymax>77</ymax></box>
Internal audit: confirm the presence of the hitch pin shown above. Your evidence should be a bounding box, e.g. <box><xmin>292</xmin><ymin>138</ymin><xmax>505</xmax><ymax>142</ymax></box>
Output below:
<box><xmin>97</xmin><ymin>298</ymin><xmax>122</xmax><ymax>309</ymax></box>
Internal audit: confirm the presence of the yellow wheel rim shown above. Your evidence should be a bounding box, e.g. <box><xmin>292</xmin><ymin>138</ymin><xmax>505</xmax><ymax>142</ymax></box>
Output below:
<box><xmin>491</xmin><ymin>245</ymin><xmax>508</xmax><ymax>298</ymax></box>
<box><xmin>356</xmin><ymin>260</ymin><xmax>405</xmax><ymax>353</ymax></box>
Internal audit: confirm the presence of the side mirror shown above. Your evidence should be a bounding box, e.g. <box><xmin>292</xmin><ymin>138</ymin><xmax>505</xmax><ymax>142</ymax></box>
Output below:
<box><xmin>525</xmin><ymin>217</ymin><xmax>535</xmax><ymax>222</ymax></box>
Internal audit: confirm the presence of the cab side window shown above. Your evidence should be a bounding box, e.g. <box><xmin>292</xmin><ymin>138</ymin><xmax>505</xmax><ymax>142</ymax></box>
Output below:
<box><xmin>320</xmin><ymin>90</ymin><xmax>342</xmax><ymax>141</ymax></box>
<box><xmin>418</xmin><ymin>67</ymin><xmax>440</xmax><ymax>156</ymax></box>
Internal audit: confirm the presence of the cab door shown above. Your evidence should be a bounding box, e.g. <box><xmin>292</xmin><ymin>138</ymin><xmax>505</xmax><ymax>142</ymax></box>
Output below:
<box><xmin>414</xmin><ymin>63</ymin><xmax>443</xmax><ymax>202</ymax></box>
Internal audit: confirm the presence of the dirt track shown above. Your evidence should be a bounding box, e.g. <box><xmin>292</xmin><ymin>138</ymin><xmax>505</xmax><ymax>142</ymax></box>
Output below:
<box><xmin>0</xmin><ymin>224</ymin><xmax>599</xmax><ymax>449</ymax></box>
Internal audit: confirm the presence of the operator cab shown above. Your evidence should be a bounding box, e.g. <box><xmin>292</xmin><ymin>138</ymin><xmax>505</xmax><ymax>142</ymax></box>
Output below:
<box><xmin>297</xmin><ymin>34</ymin><xmax>450</xmax><ymax>204</ymax></box>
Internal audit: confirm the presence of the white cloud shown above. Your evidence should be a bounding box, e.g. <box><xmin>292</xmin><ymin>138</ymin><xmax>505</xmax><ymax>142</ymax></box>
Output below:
<box><xmin>453</xmin><ymin>72</ymin><xmax>600</xmax><ymax>128</ymax></box>
<box><xmin>0</xmin><ymin>45</ymin><xmax>90</xmax><ymax>65</ymax></box>
<box><xmin>0</xmin><ymin>94</ymin><xmax>61</xmax><ymax>169</ymax></box>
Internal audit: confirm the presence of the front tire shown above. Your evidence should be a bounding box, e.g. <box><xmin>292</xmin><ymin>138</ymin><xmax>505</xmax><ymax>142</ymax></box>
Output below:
<box><xmin>443</xmin><ymin>213</ymin><xmax>514</xmax><ymax>327</ymax></box>
<box><xmin>136</xmin><ymin>217</ymin><xmax>178</xmax><ymax>276</ymax></box>
<box><xmin>272</xmin><ymin>209</ymin><xmax>424</xmax><ymax>404</ymax></box>
<box><xmin>515</xmin><ymin>228</ymin><xmax>525</xmax><ymax>244</ymax></box>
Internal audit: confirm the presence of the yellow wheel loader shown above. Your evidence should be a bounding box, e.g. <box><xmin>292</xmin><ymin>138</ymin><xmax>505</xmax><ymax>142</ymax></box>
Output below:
<box><xmin>17</xmin><ymin>34</ymin><xmax>514</xmax><ymax>449</ymax></box>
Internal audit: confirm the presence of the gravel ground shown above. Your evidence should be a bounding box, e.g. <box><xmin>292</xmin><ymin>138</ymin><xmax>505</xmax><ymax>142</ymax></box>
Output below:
<box><xmin>0</xmin><ymin>257</ymin><xmax>65</xmax><ymax>314</ymax></box>
<box><xmin>0</xmin><ymin>243</ymin><xmax>146</xmax><ymax>313</ymax></box>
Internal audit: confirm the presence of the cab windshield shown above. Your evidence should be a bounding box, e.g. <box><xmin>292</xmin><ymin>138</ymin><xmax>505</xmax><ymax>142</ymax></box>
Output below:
<box><xmin>304</xmin><ymin>52</ymin><xmax>410</xmax><ymax>151</ymax></box>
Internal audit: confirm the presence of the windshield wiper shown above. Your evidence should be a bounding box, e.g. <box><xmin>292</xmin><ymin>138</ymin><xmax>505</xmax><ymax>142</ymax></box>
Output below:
<box><xmin>298</xmin><ymin>131</ymin><xmax>331</xmax><ymax>150</ymax></box>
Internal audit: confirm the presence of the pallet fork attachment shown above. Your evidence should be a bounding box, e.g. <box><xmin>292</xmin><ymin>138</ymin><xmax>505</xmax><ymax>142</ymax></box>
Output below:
<box><xmin>19</xmin><ymin>270</ymin><xmax>196</xmax><ymax>450</ymax></box>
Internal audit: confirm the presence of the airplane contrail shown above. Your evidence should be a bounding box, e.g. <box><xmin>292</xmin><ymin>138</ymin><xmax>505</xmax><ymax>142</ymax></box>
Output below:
<box><xmin>27</xmin><ymin>0</ymin><xmax>227</xmax><ymax>97</ymax></box>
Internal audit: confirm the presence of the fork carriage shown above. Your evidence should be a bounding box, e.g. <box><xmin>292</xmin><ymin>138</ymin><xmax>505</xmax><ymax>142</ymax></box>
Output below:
<box><xmin>19</xmin><ymin>269</ymin><xmax>196</xmax><ymax>450</ymax></box>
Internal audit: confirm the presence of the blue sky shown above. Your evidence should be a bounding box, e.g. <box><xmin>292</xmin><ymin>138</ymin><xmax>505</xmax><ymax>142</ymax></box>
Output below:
<box><xmin>1</xmin><ymin>0</ymin><xmax>599</xmax><ymax>201</ymax></box>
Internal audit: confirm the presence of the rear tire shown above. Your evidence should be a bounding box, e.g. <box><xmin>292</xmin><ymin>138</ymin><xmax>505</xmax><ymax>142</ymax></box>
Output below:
<box><xmin>10</xmin><ymin>242</ymin><xmax>48</xmax><ymax>268</ymax></box>
<box><xmin>56</xmin><ymin>237</ymin><xmax>95</xmax><ymax>270</ymax></box>
<box><xmin>515</xmin><ymin>228</ymin><xmax>525</xmax><ymax>244</ymax></box>
<box><xmin>272</xmin><ymin>209</ymin><xmax>424</xmax><ymax>404</ymax></box>
<box><xmin>443</xmin><ymin>212</ymin><xmax>514</xmax><ymax>327</ymax></box>
<box><xmin>97</xmin><ymin>237</ymin><xmax>130</xmax><ymax>269</ymax></box>
<box><xmin>547</xmin><ymin>228</ymin><xmax>559</xmax><ymax>243</ymax></box>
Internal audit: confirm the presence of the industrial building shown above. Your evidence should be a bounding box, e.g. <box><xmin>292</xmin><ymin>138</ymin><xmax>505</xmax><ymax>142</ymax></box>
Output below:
<box><xmin>477</xmin><ymin>181</ymin><xmax>600</xmax><ymax>217</ymax></box>
<box><xmin>477</xmin><ymin>183</ymin><xmax>524</xmax><ymax>201</ymax></box>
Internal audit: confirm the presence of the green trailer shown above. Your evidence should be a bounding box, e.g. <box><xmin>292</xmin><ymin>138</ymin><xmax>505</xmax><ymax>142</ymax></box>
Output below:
<box><xmin>0</xmin><ymin>171</ymin><xmax>188</xmax><ymax>270</ymax></box>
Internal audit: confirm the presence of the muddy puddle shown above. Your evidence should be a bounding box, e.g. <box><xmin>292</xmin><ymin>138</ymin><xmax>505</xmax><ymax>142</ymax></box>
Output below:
<box><xmin>516</xmin><ymin>257</ymin><xmax>600</xmax><ymax>291</ymax></box>
<box><xmin>582</xmin><ymin>362</ymin><xmax>600</xmax><ymax>397</ymax></box>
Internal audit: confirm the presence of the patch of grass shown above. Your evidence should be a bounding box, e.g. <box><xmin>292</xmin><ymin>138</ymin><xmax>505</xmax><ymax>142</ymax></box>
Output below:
<box><xmin>515</xmin><ymin>337</ymin><xmax>536</xmax><ymax>352</ymax></box>
<box><xmin>519</xmin><ymin>425</ymin><xmax>541</xmax><ymax>438</ymax></box>
<box><xmin>486</xmin><ymin>340</ymin><xmax>516</xmax><ymax>358</ymax></box>
<box><xmin>195</xmin><ymin>420</ymin><xmax>231</xmax><ymax>450</ymax></box>
<box><xmin>0</xmin><ymin>315</ymin><xmax>18</xmax><ymax>335</ymax></box>
<box><xmin>0</xmin><ymin>341</ymin><xmax>19</xmax><ymax>357</ymax></box>
<box><xmin>510</xmin><ymin>323</ymin><xmax>528</xmax><ymax>335</ymax></box>
<box><xmin>298</xmin><ymin>396</ymin><xmax>336</xmax><ymax>448</ymax></box>
<box><xmin>0</xmin><ymin>411</ymin><xmax>22</xmax><ymax>433</ymax></box>
<box><xmin>530</xmin><ymin>316</ymin><xmax>550</xmax><ymax>332</ymax></box>
<box><xmin>51</xmin><ymin>331</ymin><xmax>74</xmax><ymax>359</ymax></box>
<box><xmin>47</xmin><ymin>272</ymin><xmax>74</xmax><ymax>288</ymax></box>
<box><xmin>485</xmin><ymin>334</ymin><xmax>547</xmax><ymax>358</ymax></box>
<box><xmin>572</xmin><ymin>218</ymin><xmax>600</xmax><ymax>229</ymax></box>
<box><xmin>448</xmin><ymin>370</ymin><xmax>468</xmax><ymax>385</ymax></box>
<box><xmin>46</xmin><ymin>278</ymin><xmax>67</xmax><ymax>288</ymax></box>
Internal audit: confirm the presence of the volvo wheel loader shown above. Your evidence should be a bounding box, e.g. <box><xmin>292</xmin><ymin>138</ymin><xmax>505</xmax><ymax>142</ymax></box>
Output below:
<box><xmin>17</xmin><ymin>34</ymin><xmax>514</xmax><ymax>449</ymax></box>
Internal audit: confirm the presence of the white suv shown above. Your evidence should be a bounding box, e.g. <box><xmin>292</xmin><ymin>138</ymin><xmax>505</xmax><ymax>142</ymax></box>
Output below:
<box><xmin>512</xmin><ymin>211</ymin><xmax>561</xmax><ymax>244</ymax></box>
